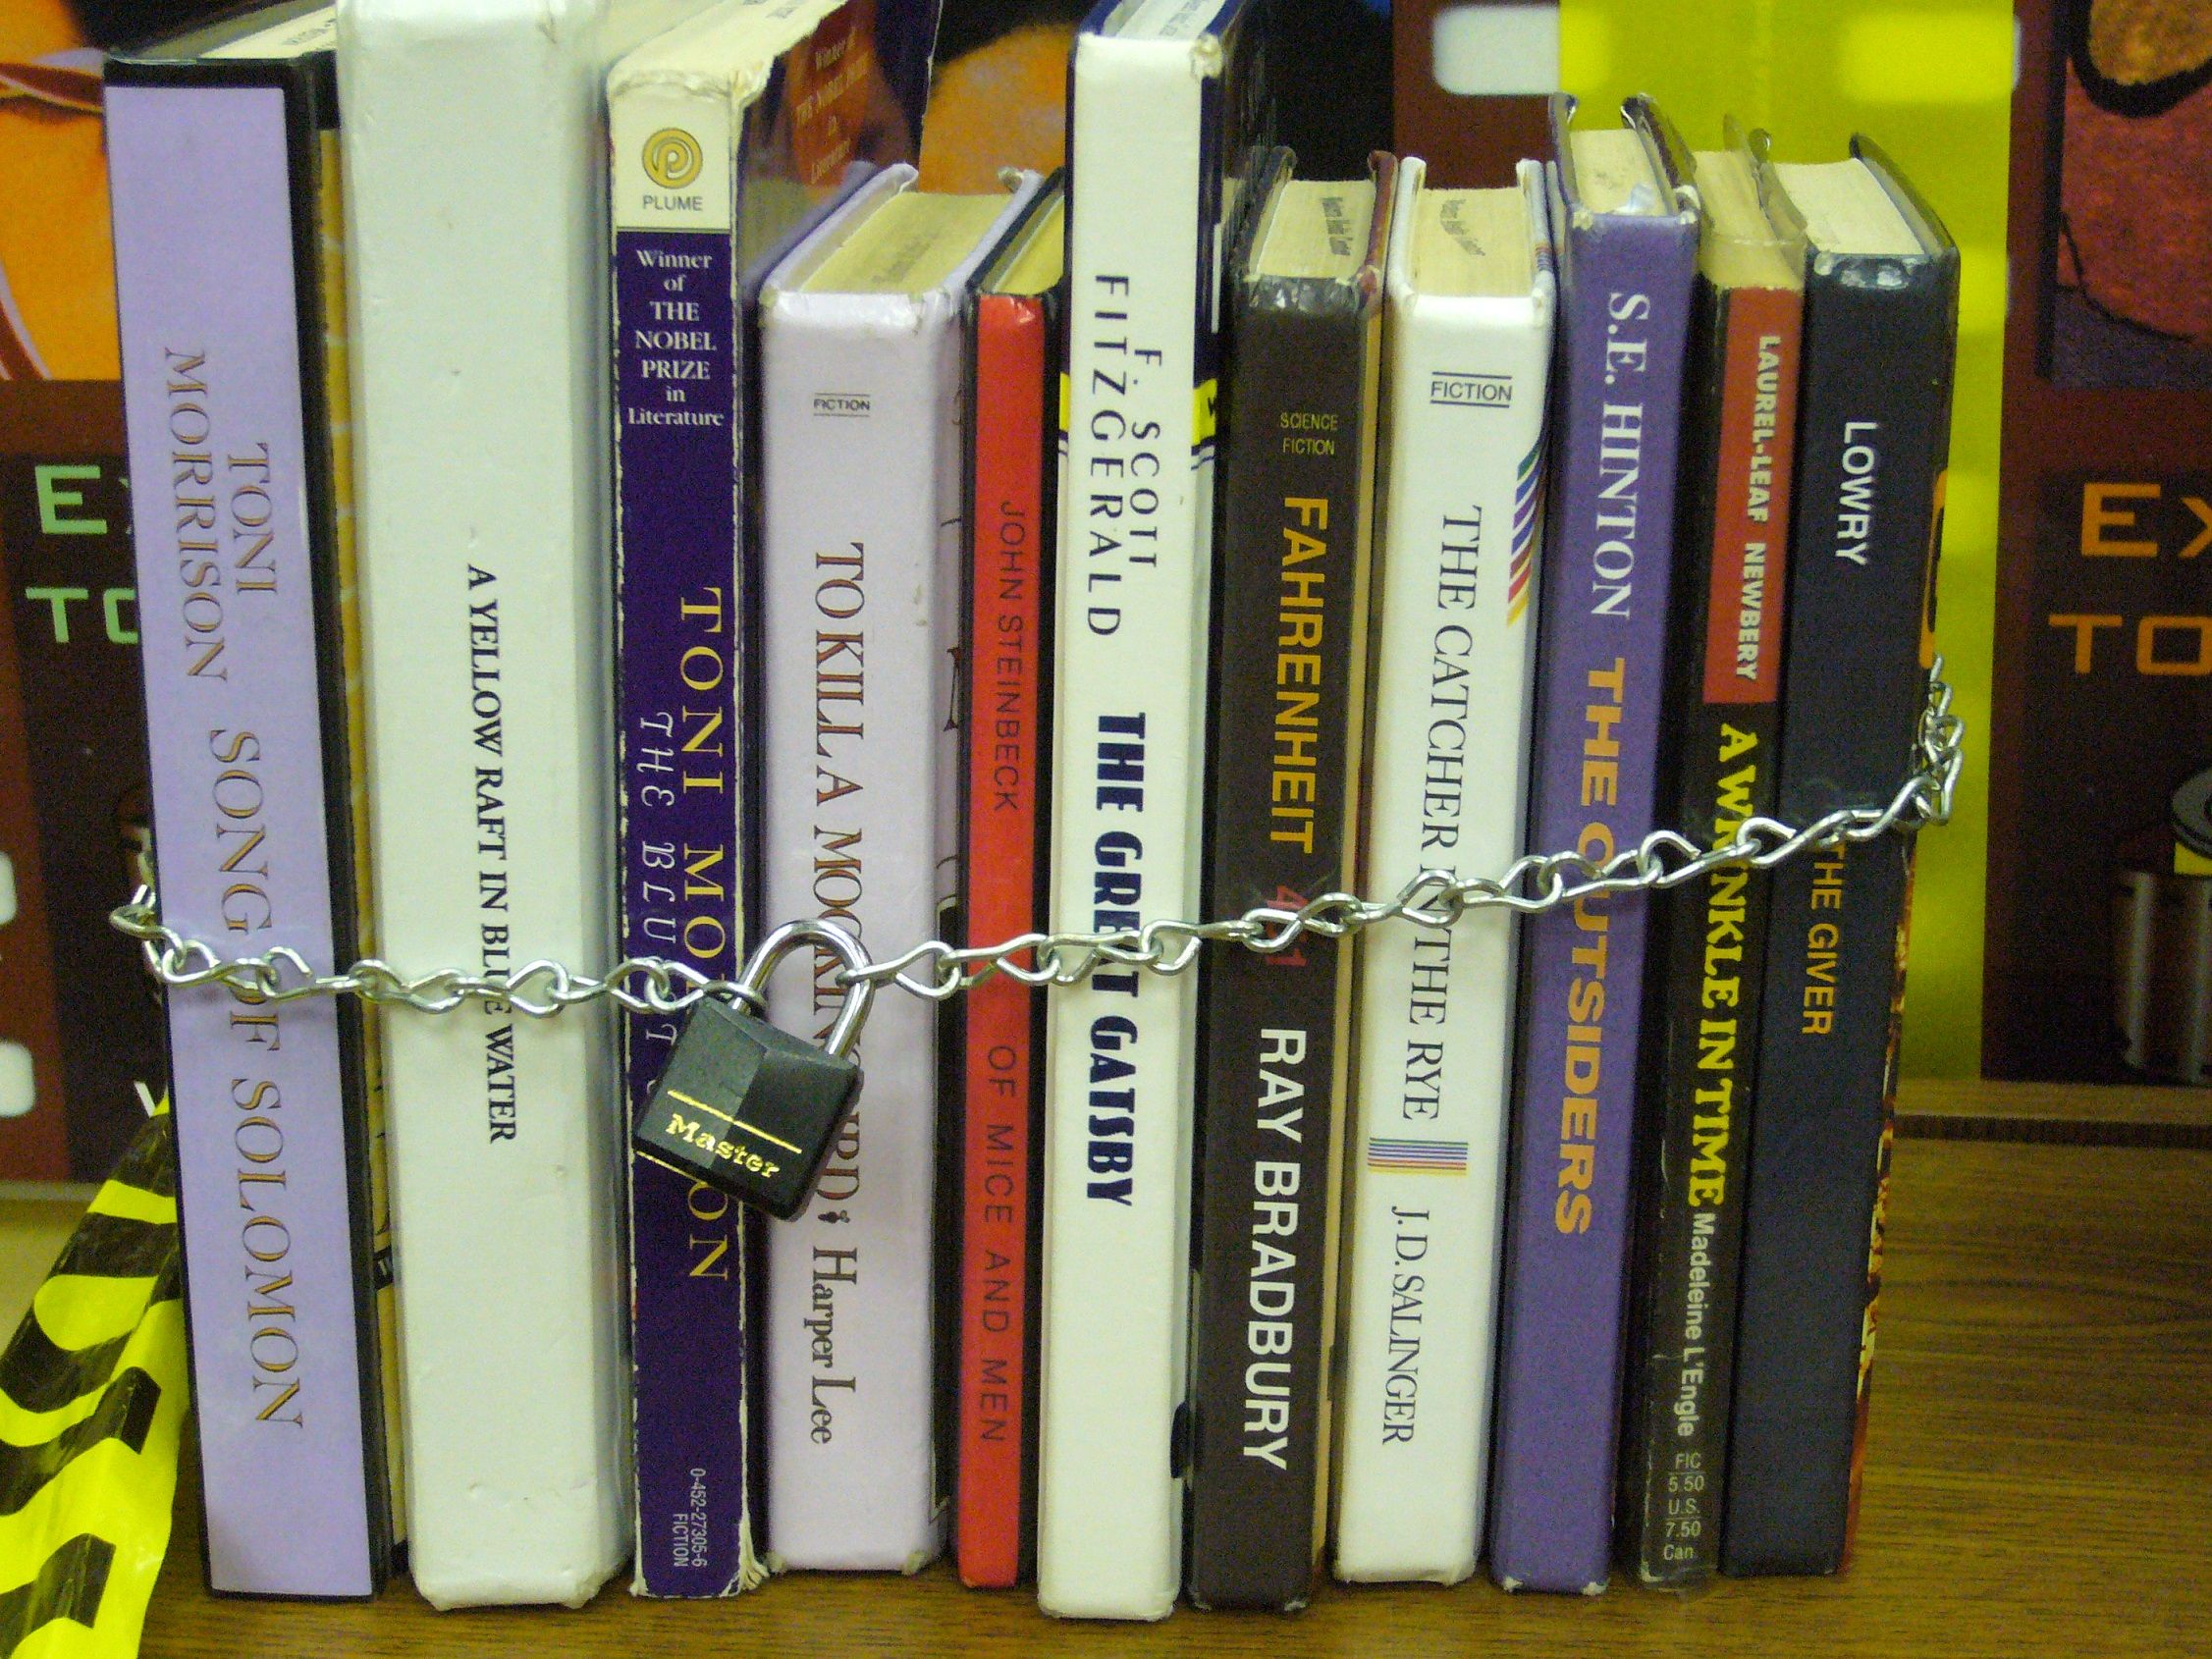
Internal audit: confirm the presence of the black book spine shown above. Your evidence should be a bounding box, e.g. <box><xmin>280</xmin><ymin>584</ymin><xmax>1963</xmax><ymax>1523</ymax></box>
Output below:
<box><xmin>1722</xmin><ymin>174</ymin><xmax>1958</xmax><ymax>1578</ymax></box>
<box><xmin>1619</xmin><ymin>271</ymin><xmax>1803</xmax><ymax>1585</ymax></box>
<box><xmin>1186</xmin><ymin>185</ymin><xmax>1380</xmax><ymax>1612</ymax></box>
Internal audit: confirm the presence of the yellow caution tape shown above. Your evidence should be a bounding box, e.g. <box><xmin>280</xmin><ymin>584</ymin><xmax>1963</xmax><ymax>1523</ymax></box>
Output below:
<box><xmin>0</xmin><ymin>1108</ymin><xmax>186</xmax><ymax>1659</ymax></box>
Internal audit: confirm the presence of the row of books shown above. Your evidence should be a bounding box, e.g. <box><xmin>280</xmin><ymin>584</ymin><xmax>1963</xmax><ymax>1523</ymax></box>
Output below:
<box><xmin>112</xmin><ymin>0</ymin><xmax>1957</xmax><ymax>1622</ymax></box>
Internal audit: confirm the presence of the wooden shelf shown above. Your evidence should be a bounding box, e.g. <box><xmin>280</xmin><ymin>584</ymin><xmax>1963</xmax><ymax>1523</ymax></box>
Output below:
<box><xmin>139</xmin><ymin>1098</ymin><xmax>2212</xmax><ymax>1654</ymax></box>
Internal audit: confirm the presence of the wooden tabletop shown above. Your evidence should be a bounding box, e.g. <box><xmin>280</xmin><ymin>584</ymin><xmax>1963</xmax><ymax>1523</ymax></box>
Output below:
<box><xmin>140</xmin><ymin>1110</ymin><xmax>2212</xmax><ymax>1656</ymax></box>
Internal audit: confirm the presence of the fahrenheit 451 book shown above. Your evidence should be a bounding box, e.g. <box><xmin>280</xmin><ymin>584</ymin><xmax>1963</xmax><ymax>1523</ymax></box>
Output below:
<box><xmin>1186</xmin><ymin>148</ymin><xmax>1386</xmax><ymax>1613</ymax></box>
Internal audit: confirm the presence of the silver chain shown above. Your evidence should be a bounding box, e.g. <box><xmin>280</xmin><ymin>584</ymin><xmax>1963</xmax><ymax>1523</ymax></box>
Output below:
<box><xmin>109</xmin><ymin>666</ymin><xmax>1964</xmax><ymax>1024</ymax></box>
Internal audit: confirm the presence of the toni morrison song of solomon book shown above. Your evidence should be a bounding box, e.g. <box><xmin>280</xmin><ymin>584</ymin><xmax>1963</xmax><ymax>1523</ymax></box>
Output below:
<box><xmin>108</xmin><ymin>0</ymin><xmax>395</xmax><ymax>1597</ymax></box>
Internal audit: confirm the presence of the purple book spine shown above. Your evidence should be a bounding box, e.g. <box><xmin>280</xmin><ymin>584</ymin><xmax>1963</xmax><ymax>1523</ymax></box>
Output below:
<box><xmin>109</xmin><ymin>79</ymin><xmax>379</xmax><ymax>1596</ymax></box>
<box><xmin>615</xmin><ymin>207</ymin><xmax>754</xmax><ymax>1596</ymax></box>
<box><xmin>1488</xmin><ymin>198</ymin><xmax>1697</xmax><ymax>1594</ymax></box>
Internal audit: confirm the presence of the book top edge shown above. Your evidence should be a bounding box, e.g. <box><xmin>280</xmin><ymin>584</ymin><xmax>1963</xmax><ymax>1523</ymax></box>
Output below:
<box><xmin>1081</xmin><ymin>0</ymin><xmax>1251</xmax><ymax>46</ymax></box>
<box><xmin>609</xmin><ymin>0</ymin><xmax>846</xmax><ymax>95</ymax></box>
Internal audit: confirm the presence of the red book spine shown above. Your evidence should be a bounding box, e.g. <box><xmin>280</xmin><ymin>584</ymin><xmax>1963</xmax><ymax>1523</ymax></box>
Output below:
<box><xmin>955</xmin><ymin>288</ymin><xmax>1050</xmax><ymax>1586</ymax></box>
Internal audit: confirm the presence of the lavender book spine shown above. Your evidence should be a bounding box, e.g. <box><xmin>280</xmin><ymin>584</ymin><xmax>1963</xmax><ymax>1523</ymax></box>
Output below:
<box><xmin>1488</xmin><ymin>204</ymin><xmax>1697</xmax><ymax>1594</ymax></box>
<box><xmin>613</xmin><ymin>200</ymin><xmax>755</xmax><ymax>1596</ymax></box>
<box><xmin>109</xmin><ymin>78</ymin><xmax>380</xmax><ymax>1596</ymax></box>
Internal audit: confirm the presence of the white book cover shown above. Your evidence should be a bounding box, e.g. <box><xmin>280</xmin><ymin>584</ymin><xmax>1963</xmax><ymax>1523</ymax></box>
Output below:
<box><xmin>1036</xmin><ymin>0</ymin><xmax>1259</xmax><ymax>1621</ymax></box>
<box><xmin>1331</xmin><ymin>156</ymin><xmax>1556</xmax><ymax>1584</ymax></box>
<box><xmin>337</xmin><ymin>0</ymin><xmax>710</xmax><ymax>1609</ymax></box>
<box><xmin>757</xmin><ymin>165</ymin><xmax>1040</xmax><ymax>1572</ymax></box>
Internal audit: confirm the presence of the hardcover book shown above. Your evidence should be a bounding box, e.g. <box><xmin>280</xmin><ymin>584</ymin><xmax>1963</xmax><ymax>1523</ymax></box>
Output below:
<box><xmin>952</xmin><ymin>179</ymin><xmax>1063</xmax><ymax>1591</ymax></box>
<box><xmin>1984</xmin><ymin>0</ymin><xmax>2212</xmax><ymax>1087</ymax></box>
<box><xmin>106</xmin><ymin>0</ymin><xmax>393</xmax><ymax>1598</ymax></box>
<box><xmin>1036</xmin><ymin>0</ymin><xmax>1271</xmax><ymax>1620</ymax></box>
<box><xmin>1332</xmin><ymin>153</ymin><xmax>1554</xmax><ymax>1587</ymax></box>
<box><xmin>1723</xmin><ymin>140</ymin><xmax>1958</xmax><ymax>1579</ymax></box>
<box><xmin>1487</xmin><ymin>92</ymin><xmax>1699</xmax><ymax>1596</ymax></box>
<box><xmin>338</xmin><ymin>0</ymin><xmax>716</xmax><ymax>1607</ymax></box>
<box><xmin>1615</xmin><ymin>134</ymin><xmax>1804</xmax><ymax>1587</ymax></box>
<box><xmin>1185</xmin><ymin>149</ymin><xmax>1385</xmax><ymax>1613</ymax></box>
<box><xmin>757</xmin><ymin>163</ymin><xmax>1041</xmax><ymax>1573</ymax></box>
<box><xmin>608</xmin><ymin>0</ymin><xmax>905</xmax><ymax>1599</ymax></box>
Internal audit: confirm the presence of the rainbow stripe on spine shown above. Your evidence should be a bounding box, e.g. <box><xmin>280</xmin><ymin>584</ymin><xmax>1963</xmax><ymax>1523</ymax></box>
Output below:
<box><xmin>1505</xmin><ymin>436</ymin><xmax>1542</xmax><ymax>626</ymax></box>
<box><xmin>1367</xmin><ymin>1137</ymin><xmax>1470</xmax><ymax>1174</ymax></box>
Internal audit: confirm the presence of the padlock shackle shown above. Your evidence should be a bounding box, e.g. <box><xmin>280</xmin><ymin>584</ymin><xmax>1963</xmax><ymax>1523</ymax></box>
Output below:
<box><xmin>733</xmin><ymin>918</ymin><xmax>875</xmax><ymax>1059</ymax></box>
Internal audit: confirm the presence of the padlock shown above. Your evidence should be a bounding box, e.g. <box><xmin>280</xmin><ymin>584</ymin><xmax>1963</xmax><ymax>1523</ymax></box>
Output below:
<box><xmin>629</xmin><ymin>918</ymin><xmax>874</xmax><ymax>1219</ymax></box>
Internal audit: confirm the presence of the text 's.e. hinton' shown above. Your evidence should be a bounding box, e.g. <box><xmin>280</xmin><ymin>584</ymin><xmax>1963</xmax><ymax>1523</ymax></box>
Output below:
<box><xmin>1590</xmin><ymin>291</ymin><xmax>1652</xmax><ymax>619</ymax></box>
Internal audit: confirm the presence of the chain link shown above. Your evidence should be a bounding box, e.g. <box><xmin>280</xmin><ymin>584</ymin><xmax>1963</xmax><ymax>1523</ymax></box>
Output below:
<box><xmin>109</xmin><ymin>666</ymin><xmax>1964</xmax><ymax>1025</ymax></box>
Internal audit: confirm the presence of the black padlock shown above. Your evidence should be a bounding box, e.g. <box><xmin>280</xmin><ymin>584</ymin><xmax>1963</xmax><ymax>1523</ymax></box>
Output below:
<box><xmin>630</xmin><ymin>918</ymin><xmax>873</xmax><ymax>1220</ymax></box>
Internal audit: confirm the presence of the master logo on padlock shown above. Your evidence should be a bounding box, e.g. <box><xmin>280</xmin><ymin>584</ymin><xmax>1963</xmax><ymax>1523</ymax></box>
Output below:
<box><xmin>630</xmin><ymin>918</ymin><xmax>873</xmax><ymax>1220</ymax></box>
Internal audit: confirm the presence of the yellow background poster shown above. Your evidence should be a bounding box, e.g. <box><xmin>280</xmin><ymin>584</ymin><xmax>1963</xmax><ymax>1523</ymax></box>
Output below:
<box><xmin>1562</xmin><ymin>0</ymin><xmax>2013</xmax><ymax>1077</ymax></box>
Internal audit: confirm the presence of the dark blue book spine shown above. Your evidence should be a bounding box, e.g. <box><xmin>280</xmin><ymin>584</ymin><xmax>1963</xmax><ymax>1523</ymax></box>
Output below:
<box><xmin>1722</xmin><ymin>201</ymin><xmax>1958</xmax><ymax>1578</ymax></box>
<box><xmin>1488</xmin><ymin>186</ymin><xmax>1697</xmax><ymax>1594</ymax></box>
<box><xmin>614</xmin><ymin>206</ymin><xmax>755</xmax><ymax>1596</ymax></box>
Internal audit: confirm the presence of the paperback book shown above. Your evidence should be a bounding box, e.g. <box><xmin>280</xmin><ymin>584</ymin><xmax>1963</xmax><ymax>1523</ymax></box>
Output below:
<box><xmin>107</xmin><ymin>0</ymin><xmax>394</xmax><ymax>1598</ymax></box>
<box><xmin>1724</xmin><ymin>140</ymin><xmax>1958</xmax><ymax>1579</ymax></box>
<box><xmin>757</xmin><ymin>163</ymin><xmax>1041</xmax><ymax>1572</ymax></box>
<box><xmin>1332</xmin><ymin>153</ymin><xmax>1554</xmax><ymax>1587</ymax></box>
<box><xmin>608</xmin><ymin>0</ymin><xmax>906</xmax><ymax>1598</ymax></box>
<box><xmin>1488</xmin><ymin>92</ymin><xmax>1699</xmax><ymax>1596</ymax></box>
<box><xmin>952</xmin><ymin>179</ymin><xmax>1063</xmax><ymax>1591</ymax></box>
<box><xmin>1615</xmin><ymin>133</ymin><xmax>1804</xmax><ymax>1587</ymax></box>
<box><xmin>1036</xmin><ymin>0</ymin><xmax>1272</xmax><ymax>1620</ymax></box>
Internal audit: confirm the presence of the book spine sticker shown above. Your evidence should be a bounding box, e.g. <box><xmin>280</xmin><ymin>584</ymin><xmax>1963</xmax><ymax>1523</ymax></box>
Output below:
<box><xmin>955</xmin><ymin>289</ymin><xmax>1051</xmax><ymax>1588</ymax></box>
<box><xmin>1620</xmin><ymin>280</ymin><xmax>1800</xmax><ymax>1585</ymax></box>
<box><xmin>1037</xmin><ymin>34</ymin><xmax>1214</xmax><ymax>1621</ymax></box>
<box><xmin>759</xmin><ymin>286</ymin><xmax>954</xmax><ymax>1573</ymax></box>
<box><xmin>1334</xmin><ymin>217</ymin><xmax>1552</xmax><ymax>1585</ymax></box>
<box><xmin>1489</xmin><ymin>208</ymin><xmax>1697</xmax><ymax>1595</ymax></box>
<box><xmin>1187</xmin><ymin>288</ymin><xmax>1373</xmax><ymax>1611</ymax></box>
<box><xmin>611</xmin><ymin>85</ymin><xmax>758</xmax><ymax>1598</ymax></box>
<box><xmin>109</xmin><ymin>78</ymin><xmax>376</xmax><ymax>1597</ymax></box>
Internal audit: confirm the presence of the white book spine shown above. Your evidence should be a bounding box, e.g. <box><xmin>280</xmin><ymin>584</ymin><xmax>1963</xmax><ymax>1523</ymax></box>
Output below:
<box><xmin>1332</xmin><ymin>158</ymin><xmax>1556</xmax><ymax>1584</ymax></box>
<box><xmin>1037</xmin><ymin>32</ymin><xmax>1215</xmax><ymax>1622</ymax></box>
<box><xmin>757</xmin><ymin>167</ymin><xmax>1036</xmax><ymax>1570</ymax></box>
<box><xmin>337</xmin><ymin>0</ymin><xmax>706</xmax><ymax>1609</ymax></box>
